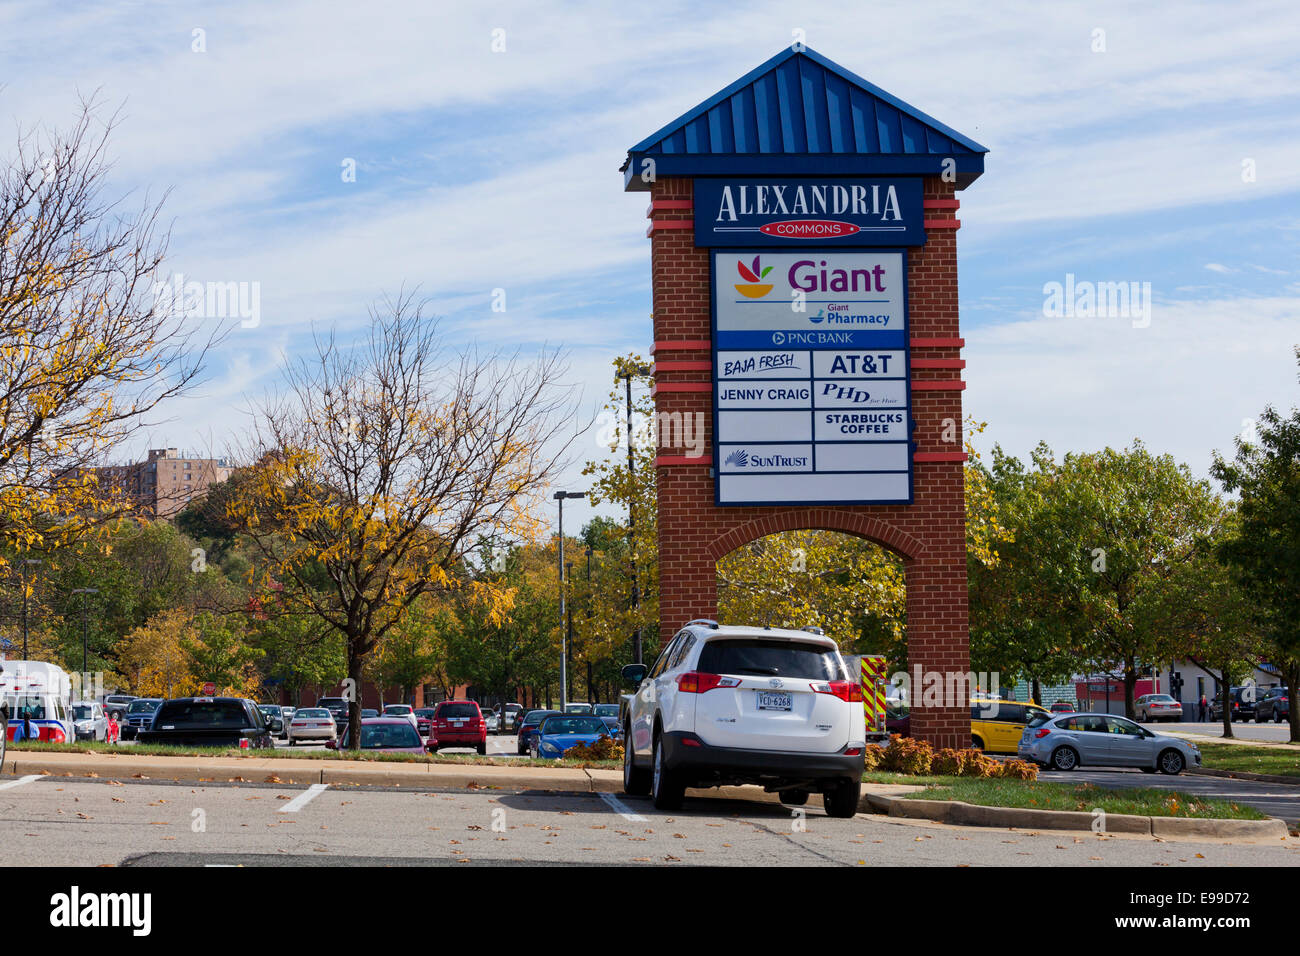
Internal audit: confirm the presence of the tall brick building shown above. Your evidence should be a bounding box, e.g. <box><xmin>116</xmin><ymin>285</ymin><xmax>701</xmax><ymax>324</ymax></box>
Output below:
<box><xmin>623</xmin><ymin>48</ymin><xmax>986</xmax><ymax>748</ymax></box>
<box><xmin>94</xmin><ymin>447</ymin><xmax>231</xmax><ymax>519</ymax></box>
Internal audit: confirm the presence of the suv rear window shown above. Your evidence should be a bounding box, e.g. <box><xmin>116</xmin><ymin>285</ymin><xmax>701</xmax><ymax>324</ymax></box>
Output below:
<box><xmin>437</xmin><ymin>702</ymin><xmax>479</xmax><ymax>718</ymax></box>
<box><xmin>696</xmin><ymin>639</ymin><xmax>842</xmax><ymax>681</ymax></box>
<box><xmin>153</xmin><ymin>700</ymin><xmax>251</xmax><ymax>729</ymax></box>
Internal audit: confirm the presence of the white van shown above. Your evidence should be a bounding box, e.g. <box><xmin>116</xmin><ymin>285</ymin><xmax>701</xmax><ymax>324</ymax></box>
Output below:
<box><xmin>0</xmin><ymin>659</ymin><xmax>75</xmax><ymax>748</ymax></box>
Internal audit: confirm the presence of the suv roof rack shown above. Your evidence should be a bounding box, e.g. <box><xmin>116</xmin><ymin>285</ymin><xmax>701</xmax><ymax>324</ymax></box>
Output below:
<box><xmin>684</xmin><ymin>618</ymin><xmax>720</xmax><ymax>629</ymax></box>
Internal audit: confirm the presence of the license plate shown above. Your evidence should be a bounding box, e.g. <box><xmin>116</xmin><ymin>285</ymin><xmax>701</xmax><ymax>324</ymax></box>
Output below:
<box><xmin>756</xmin><ymin>692</ymin><xmax>793</xmax><ymax>712</ymax></box>
<box><xmin>452</xmin><ymin>720</ymin><xmax>465</xmax><ymax>727</ymax></box>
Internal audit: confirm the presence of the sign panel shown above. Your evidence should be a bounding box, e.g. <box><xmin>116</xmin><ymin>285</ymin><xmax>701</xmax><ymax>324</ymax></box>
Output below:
<box><xmin>711</xmin><ymin>248</ymin><xmax>912</xmax><ymax>506</ymax></box>
<box><xmin>694</xmin><ymin>178</ymin><xmax>925</xmax><ymax>248</ymax></box>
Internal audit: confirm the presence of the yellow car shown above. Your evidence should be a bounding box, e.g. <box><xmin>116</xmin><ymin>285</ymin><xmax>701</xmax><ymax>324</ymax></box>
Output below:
<box><xmin>970</xmin><ymin>698</ymin><xmax>1050</xmax><ymax>754</ymax></box>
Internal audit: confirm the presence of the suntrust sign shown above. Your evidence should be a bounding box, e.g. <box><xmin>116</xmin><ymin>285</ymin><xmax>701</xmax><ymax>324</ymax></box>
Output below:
<box><xmin>693</xmin><ymin>178</ymin><xmax>925</xmax><ymax>247</ymax></box>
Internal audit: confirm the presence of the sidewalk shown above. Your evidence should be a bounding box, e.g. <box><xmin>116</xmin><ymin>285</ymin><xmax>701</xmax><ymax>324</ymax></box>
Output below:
<box><xmin>4</xmin><ymin>749</ymin><xmax>621</xmax><ymax>792</ymax></box>
<box><xmin>1162</xmin><ymin>729</ymin><xmax>1300</xmax><ymax>750</ymax></box>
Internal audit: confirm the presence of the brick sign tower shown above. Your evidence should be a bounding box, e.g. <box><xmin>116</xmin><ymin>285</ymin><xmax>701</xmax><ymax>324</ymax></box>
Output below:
<box><xmin>623</xmin><ymin>47</ymin><xmax>988</xmax><ymax>748</ymax></box>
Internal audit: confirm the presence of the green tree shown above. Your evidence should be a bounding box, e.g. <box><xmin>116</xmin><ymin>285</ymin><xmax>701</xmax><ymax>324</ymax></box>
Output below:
<box><xmin>1211</xmin><ymin>348</ymin><xmax>1300</xmax><ymax>741</ymax></box>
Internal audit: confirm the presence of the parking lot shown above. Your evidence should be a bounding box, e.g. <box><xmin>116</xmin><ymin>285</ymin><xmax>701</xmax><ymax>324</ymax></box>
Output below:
<box><xmin>3</xmin><ymin>773</ymin><xmax>1297</xmax><ymax>868</ymax></box>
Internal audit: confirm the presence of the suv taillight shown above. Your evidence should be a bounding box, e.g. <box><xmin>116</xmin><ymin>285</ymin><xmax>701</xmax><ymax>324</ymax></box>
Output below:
<box><xmin>1035</xmin><ymin>728</ymin><xmax>1052</xmax><ymax>738</ymax></box>
<box><xmin>676</xmin><ymin>672</ymin><xmax>741</xmax><ymax>694</ymax></box>
<box><xmin>812</xmin><ymin>680</ymin><xmax>863</xmax><ymax>703</ymax></box>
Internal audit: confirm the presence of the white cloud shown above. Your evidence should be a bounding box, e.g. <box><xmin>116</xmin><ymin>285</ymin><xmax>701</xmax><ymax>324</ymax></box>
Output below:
<box><xmin>966</xmin><ymin>294</ymin><xmax>1300</xmax><ymax>477</ymax></box>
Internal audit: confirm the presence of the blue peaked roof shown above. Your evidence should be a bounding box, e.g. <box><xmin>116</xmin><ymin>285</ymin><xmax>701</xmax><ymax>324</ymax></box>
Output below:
<box><xmin>623</xmin><ymin>47</ymin><xmax>987</xmax><ymax>191</ymax></box>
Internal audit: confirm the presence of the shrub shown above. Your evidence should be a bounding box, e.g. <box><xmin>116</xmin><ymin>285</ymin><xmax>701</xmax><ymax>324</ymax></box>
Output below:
<box><xmin>995</xmin><ymin>758</ymin><xmax>1039</xmax><ymax>781</ymax></box>
<box><xmin>862</xmin><ymin>743</ymin><xmax>885</xmax><ymax>771</ymax></box>
<box><xmin>931</xmin><ymin>747</ymin><xmax>963</xmax><ymax>776</ymax></box>
<box><xmin>880</xmin><ymin>734</ymin><xmax>934</xmax><ymax>774</ymax></box>
<box><xmin>562</xmin><ymin>737</ymin><xmax>624</xmax><ymax>761</ymax></box>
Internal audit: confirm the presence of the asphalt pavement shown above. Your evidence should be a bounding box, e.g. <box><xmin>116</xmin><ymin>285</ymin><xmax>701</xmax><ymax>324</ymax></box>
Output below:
<box><xmin>1139</xmin><ymin>720</ymin><xmax>1299</xmax><ymax>745</ymax></box>
<box><xmin>3</xmin><ymin>774</ymin><xmax>1297</xmax><ymax>867</ymax></box>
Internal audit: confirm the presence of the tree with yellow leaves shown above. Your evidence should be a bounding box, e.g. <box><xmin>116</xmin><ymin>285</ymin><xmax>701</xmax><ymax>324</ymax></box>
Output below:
<box><xmin>222</xmin><ymin>294</ymin><xmax>578</xmax><ymax>747</ymax></box>
<box><xmin>0</xmin><ymin>102</ymin><xmax>223</xmax><ymax>568</ymax></box>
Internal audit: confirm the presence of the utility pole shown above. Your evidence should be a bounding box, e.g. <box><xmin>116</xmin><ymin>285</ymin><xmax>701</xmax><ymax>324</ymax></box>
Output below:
<box><xmin>71</xmin><ymin>588</ymin><xmax>99</xmax><ymax>675</ymax></box>
<box><xmin>19</xmin><ymin>559</ymin><xmax>41</xmax><ymax>659</ymax></box>
<box><xmin>565</xmin><ymin>561</ymin><xmax>574</xmax><ymax>704</ymax></box>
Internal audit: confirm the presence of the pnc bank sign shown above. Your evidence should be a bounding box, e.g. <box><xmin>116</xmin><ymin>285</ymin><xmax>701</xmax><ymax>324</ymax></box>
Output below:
<box><xmin>694</xmin><ymin>177</ymin><xmax>925</xmax><ymax>248</ymax></box>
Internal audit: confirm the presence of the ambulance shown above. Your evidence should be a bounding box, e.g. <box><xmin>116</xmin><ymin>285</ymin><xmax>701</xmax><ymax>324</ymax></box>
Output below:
<box><xmin>0</xmin><ymin>659</ymin><xmax>75</xmax><ymax>751</ymax></box>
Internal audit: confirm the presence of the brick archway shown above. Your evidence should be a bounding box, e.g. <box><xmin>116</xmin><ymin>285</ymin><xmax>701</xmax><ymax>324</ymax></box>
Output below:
<box><xmin>705</xmin><ymin>509</ymin><xmax>926</xmax><ymax>564</ymax></box>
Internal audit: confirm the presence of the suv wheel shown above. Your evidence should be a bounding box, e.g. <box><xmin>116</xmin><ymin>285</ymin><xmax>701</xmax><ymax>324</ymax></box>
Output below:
<box><xmin>623</xmin><ymin>731</ymin><xmax>650</xmax><ymax>796</ymax></box>
<box><xmin>823</xmin><ymin>778</ymin><xmax>860</xmax><ymax>819</ymax></box>
<box><xmin>650</xmin><ymin>733</ymin><xmax>684</xmax><ymax>811</ymax></box>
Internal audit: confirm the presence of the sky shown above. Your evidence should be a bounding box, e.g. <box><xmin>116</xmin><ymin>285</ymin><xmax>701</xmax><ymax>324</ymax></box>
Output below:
<box><xmin>2</xmin><ymin>0</ymin><xmax>1297</xmax><ymax>526</ymax></box>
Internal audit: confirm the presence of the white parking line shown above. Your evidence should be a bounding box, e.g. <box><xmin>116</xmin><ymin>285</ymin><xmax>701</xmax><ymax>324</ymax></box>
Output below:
<box><xmin>0</xmin><ymin>774</ymin><xmax>42</xmax><ymax>791</ymax></box>
<box><xmin>599</xmin><ymin>791</ymin><xmax>648</xmax><ymax>821</ymax></box>
<box><xmin>279</xmin><ymin>783</ymin><xmax>330</xmax><ymax>812</ymax></box>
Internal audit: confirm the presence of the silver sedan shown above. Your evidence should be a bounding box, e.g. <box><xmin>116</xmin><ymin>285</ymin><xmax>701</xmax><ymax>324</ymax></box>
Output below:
<box><xmin>286</xmin><ymin>707</ymin><xmax>337</xmax><ymax>745</ymax></box>
<box><xmin>1018</xmin><ymin>712</ymin><xmax>1201</xmax><ymax>774</ymax></box>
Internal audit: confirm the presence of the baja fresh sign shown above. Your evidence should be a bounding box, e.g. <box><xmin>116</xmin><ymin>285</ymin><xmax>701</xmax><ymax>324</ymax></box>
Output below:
<box><xmin>694</xmin><ymin>178</ymin><xmax>924</xmax><ymax>247</ymax></box>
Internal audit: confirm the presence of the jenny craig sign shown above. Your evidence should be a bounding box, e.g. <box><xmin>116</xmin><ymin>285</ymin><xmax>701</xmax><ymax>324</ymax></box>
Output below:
<box><xmin>694</xmin><ymin>178</ymin><xmax>924</xmax><ymax>247</ymax></box>
<box><xmin>711</xmin><ymin>249</ymin><xmax>912</xmax><ymax>506</ymax></box>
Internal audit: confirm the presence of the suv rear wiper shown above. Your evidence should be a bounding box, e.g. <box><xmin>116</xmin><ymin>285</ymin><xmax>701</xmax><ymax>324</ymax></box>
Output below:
<box><xmin>735</xmin><ymin>667</ymin><xmax>780</xmax><ymax>675</ymax></box>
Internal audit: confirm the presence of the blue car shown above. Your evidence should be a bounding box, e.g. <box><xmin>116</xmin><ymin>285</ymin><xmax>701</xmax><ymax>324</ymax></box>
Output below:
<box><xmin>531</xmin><ymin>714</ymin><xmax>611</xmax><ymax>759</ymax></box>
<box><xmin>600</xmin><ymin>715</ymin><xmax>623</xmax><ymax>742</ymax></box>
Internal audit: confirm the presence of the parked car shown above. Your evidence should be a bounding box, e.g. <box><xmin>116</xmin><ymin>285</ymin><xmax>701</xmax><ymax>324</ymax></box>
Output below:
<box><xmin>1210</xmin><ymin>686</ymin><xmax>1257</xmax><ymax>722</ymax></box>
<box><xmin>970</xmin><ymin>697</ymin><xmax>1050</xmax><ymax>753</ymax></box>
<box><xmin>516</xmin><ymin>709</ymin><xmax>561</xmax><ymax>755</ymax></box>
<box><xmin>1134</xmin><ymin>694</ymin><xmax>1183</xmax><ymax>722</ymax></box>
<box><xmin>120</xmin><ymin>697</ymin><xmax>162</xmax><ymax>740</ymax></box>
<box><xmin>257</xmin><ymin>704</ymin><xmax>286</xmax><ymax>737</ymax></box>
<box><xmin>1256</xmin><ymin>687</ymin><xmax>1290</xmax><ymax>723</ymax></box>
<box><xmin>427</xmin><ymin>700</ymin><xmax>487</xmax><ymax>754</ymax></box>
<box><xmin>287</xmin><ymin>707</ymin><xmax>337</xmax><ymax>745</ymax></box>
<box><xmin>317</xmin><ymin>696</ymin><xmax>351</xmax><ymax>728</ymax></box>
<box><xmin>1018</xmin><ymin>712</ymin><xmax>1200</xmax><ymax>774</ymax></box>
<box><xmin>885</xmin><ymin>701</ymin><xmax>910</xmax><ymax>737</ymax></box>
<box><xmin>414</xmin><ymin>707</ymin><xmax>437</xmax><ymax>736</ymax></box>
<box><xmin>360</xmin><ymin>709</ymin><xmax>380</xmax><ymax>719</ymax></box>
<box><xmin>486</xmin><ymin>712</ymin><xmax>500</xmax><ymax>732</ymax></box>
<box><xmin>593</xmin><ymin>703</ymin><xmax>619</xmax><ymax>720</ymax></box>
<box><xmin>620</xmin><ymin>621</ymin><xmax>865</xmax><ymax>817</ymax></box>
<box><xmin>103</xmin><ymin>694</ymin><xmax>137</xmax><ymax>720</ymax></box>
<box><xmin>532</xmin><ymin>714</ymin><xmax>610</xmax><ymax>759</ymax></box>
<box><xmin>72</xmin><ymin>701</ymin><xmax>108</xmax><ymax>742</ymax></box>
<box><xmin>564</xmin><ymin>702</ymin><xmax>594</xmax><ymax>715</ymax></box>
<box><xmin>382</xmin><ymin>704</ymin><xmax>419</xmax><ymax>728</ymax></box>
<box><xmin>329</xmin><ymin>717</ymin><xmax>426</xmax><ymax>754</ymax></box>
<box><xmin>1049</xmin><ymin>700</ymin><xmax>1075</xmax><ymax>713</ymax></box>
<box><xmin>599</xmin><ymin>715</ymin><xmax>623</xmax><ymax>742</ymax></box>
<box><xmin>491</xmin><ymin>703</ymin><xmax>524</xmax><ymax>734</ymax></box>
<box><xmin>137</xmin><ymin>697</ymin><xmax>275</xmax><ymax>749</ymax></box>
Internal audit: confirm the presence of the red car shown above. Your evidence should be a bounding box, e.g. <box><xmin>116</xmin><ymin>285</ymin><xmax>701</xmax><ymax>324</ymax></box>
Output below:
<box><xmin>427</xmin><ymin>700</ymin><xmax>487</xmax><ymax>755</ymax></box>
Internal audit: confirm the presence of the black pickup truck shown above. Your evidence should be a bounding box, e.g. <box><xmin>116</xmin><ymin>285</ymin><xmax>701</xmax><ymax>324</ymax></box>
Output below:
<box><xmin>136</xmin><ymin>697</ymin><xmax>275</xmax><ymax>749</ymax></box>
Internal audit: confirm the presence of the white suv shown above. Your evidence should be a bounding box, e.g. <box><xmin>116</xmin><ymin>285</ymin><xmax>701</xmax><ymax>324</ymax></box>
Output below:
<box><xmin>619</xmin><ymin>620</ymin><xmax>865</xmax><ymax>817</ymax></box>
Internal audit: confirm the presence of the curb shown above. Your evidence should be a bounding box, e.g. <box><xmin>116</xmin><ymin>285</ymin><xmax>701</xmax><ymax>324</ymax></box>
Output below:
<box><xmin>859</xmin><ymin>792</ymin><xmax>1289</xmax><ymax>841</ymax></box>
<box><xmin>1190</xmin><ymin>767</ymin><xmax>1300</xmax><ymax>786</ymax></box>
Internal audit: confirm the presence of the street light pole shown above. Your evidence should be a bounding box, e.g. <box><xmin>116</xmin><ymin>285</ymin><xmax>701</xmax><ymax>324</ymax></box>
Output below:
<box><xmin>72</xmin><ymin>588</ymin><xmax>99</xmax><ymax>674</ymax></box>
<box><xmin>565</xmin><ymin>561</ymin><xmax>574</xmax><ymax>704</ymax></box>
<box><xmin>619</xmin><ymin>365</ymin><xmax>651</xmax><ymax>664</ymax></box>
<box><xmin>553</xmin><ymin>490</ymin><xmax>586</xmax><ymax>711</ymax></box>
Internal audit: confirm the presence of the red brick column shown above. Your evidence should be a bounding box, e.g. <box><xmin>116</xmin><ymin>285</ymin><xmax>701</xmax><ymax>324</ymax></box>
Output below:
<box><xmin>648</xmin><ymin>176</ymin><xmax>971</xmax><ymax>749</ymax></box>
